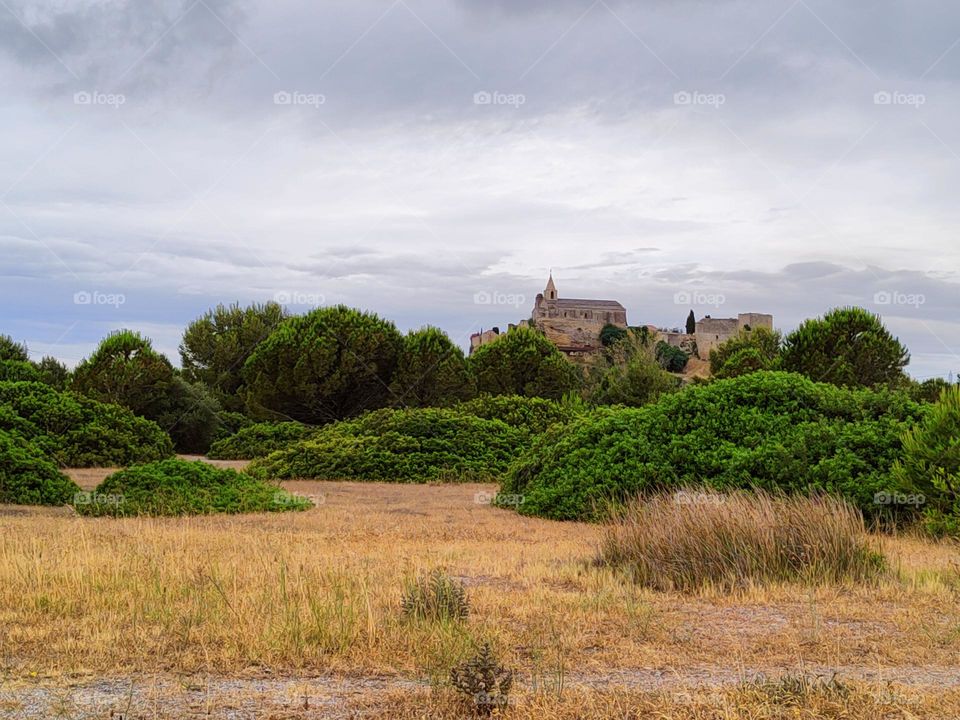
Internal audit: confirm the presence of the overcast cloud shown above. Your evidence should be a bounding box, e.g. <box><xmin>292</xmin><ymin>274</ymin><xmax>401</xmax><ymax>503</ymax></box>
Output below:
<box><xmin>1</xmin><ymin>0</ymin><xmax>958</xmax><ymax>378</ymax></box>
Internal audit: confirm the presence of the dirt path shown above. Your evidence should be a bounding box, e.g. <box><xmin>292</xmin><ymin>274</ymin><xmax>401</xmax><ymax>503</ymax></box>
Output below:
<box><xmin>5</xmin><ymin>665</ymin><xmax>960</xmax><ymax>720</ymax></box>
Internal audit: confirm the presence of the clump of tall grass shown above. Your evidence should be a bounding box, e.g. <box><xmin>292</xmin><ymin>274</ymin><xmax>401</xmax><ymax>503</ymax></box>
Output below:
<box><xmin>599</xmin><ymin>489</ymin><xmax>884</xmax><ymax>591</ymax></box>
<box><xmin>401</xmin><ymin>569</ymin><xmax>469</xmax><ymax>622</ymax></box>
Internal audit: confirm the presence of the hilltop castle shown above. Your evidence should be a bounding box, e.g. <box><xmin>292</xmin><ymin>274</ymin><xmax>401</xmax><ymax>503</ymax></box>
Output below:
<box><xmin>531</xmin><ymin>274</ymin><xmax>627</xmax><ymax>356</ymax></box>
<box><xmin>469</xmin><ymin>273</ymin><xmax>773</xmax><ymax>364</ymax></box>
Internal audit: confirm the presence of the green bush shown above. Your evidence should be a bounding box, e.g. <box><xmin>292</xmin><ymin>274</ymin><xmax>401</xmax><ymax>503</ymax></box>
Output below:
<box><xmin>0</xmin><ymin>430</ymin><xmax>80</xmax><ymax>505</ymax></box>
<box><xmin>455</xmin><ymin>394</ymin><xmax>579</xmax><ymax>434</ymax></box>
<box><xmin>214</xmin><ymin>411</ymin><xmax>255</xmax><ymax>441</ymax></box>
<box><xmin>0</xmin><ymin>360</ymin><xmax>42</xmax><ymax>383</ymax></box>
<box><xmin>248</xmin><ymin>408</ymin><xmax>525</xmax><ymax>483</ymax></box>
<box><xmin>76</xmin><ymin>458</ymin><xmax>312</xmax><ymax>517</ymax></box>
<box><xmin>503</xmin><ymin>371</ymin><xmax>925</xmax><ymax>521</ymax></box>
<box><xmin>0</xmin><ymin>381</ymin><xmax>173</xmax><ymax>467</ymax></box>
<box><xmin>710</xmin><ymin>327</ymin><xmax>782</xmax><ymax>379</ymax></box>
<box><xmin>151</xmin><ymin>376</ymin><xmax>222</xmax><ymax>455</ymax></box>
<box><xmin>467</xmin><ymin>327</ymin><xmax>582</xmax><ymax>400</ymax></box>
<box><xmin>655</xmin><ymin>341</ymin><xmax>689</xmax><ymax>373</ymax></box>
<box><xmin>893</xmin><ymin>385</ymin><xmax>960</xmax><ymax>536</ymax></box>
<box><xmin>208</xmin><ymin>422</ymin><xmax>315</xmax><ymax>460</ymax></box>
<box><xmin>589</xmin><ymin>335</ymin><xmax>679</xmax><ymax>407</ymax></box>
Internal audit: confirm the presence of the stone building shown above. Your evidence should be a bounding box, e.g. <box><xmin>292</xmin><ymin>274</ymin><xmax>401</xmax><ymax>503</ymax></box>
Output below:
<box><xmin>694</xmin><ymin>313</ymin><xmax>774</xmax><ymax>359</ymax></box>
<box><xmin>531</xmin><ymin>274</ymin><xmax>627</xmax><ymax>357</ymax></box>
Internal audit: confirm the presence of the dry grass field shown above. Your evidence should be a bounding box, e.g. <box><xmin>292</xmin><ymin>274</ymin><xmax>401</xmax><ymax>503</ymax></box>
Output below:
<box><xmin>1</xmin><ymin>468</ymin><xmax>959</xmax><ymax>718</ymax></box>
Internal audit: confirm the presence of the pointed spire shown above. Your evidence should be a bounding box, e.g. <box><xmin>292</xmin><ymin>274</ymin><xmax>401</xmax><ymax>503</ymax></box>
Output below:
<box><xmin>545</xmin><ymin>272</ymin><xmax>557</xmax><ymax>299</ymax></box>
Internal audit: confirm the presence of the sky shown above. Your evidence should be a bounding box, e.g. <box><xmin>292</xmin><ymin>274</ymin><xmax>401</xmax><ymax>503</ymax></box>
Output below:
<box><xmin>1</xmin><ymin>0</ymin><xmax>958</xmax><ymax>379</ymax></box>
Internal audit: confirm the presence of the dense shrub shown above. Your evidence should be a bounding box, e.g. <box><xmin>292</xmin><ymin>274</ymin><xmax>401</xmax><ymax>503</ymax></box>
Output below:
<box><xmin>0</xmin><ymin>360</ymin><xmax>41</xmax><ymax>382</ymax></box>
<box><xmin>208</xmin><ymin>422</ymin><xmax>315</xmax><ymax>460</ymax></box>
<box><xmin>709</xmin><ymin>327</ymin><xmax>782</xmax><ymax>379</ymax></box>
<box><xmin>600</xmin><ymin>324</ymin><xmax>628</xmax><ymax>347</ymax></box>
<box><xmin>242</xmin><ymin>306</ymin><xmax>404</xmax><ymax>423</ymax></box>
<box><xmin>76</xmin><ymin>459</ymin><xmax>312</xmax><ymax>516</ymax></box>
<box><xmin>0</xmin><ymin>430</ymin><xmax>80</xmax><ymax>505</ymax></box>
<box><xmin>455</xmin><ymin>394</ymin><xmax>578</xmax><ymax>434</ymax></box>
<box><xmin>0</xmin><ymin>381</ymin><xmax>173</xmax><ymax>467</ymax></box>
<box><xmin>780</xmin><ymin>307</ymin><xmax>909</xmax><ymax>388</ymax></box>
<box><xmin>599</xmin><ymin>490</ymin><xmax>882</xmax><ymax>591</ymax></box>
<box><xmin>152</xmin><ymin>376</ymin><xmax>222</xmax><ymax>454</ymax></box>
<box><xmin>34</xmin><ymin>356</ymin><xmax>70</xmax><ymax>389</ymax></box>
<box><xmin>893</xmin><ymin>385</ymin><xmax>960</xmax><ymax>536</ymax></box>
<box><xmin>390</xmin><ymin>327</ymin><xmax>475</xmax><ymax>407</ymax></box>
<box><xmin>655</xmin><ymin>341</ymin><xmax>689</xmax><ymax>373</ymax></box>
<box><xmin>214</xmin><ymin>411</ymin><xmax>255</xmax><ymax>441</ymax></box>
<box><xmin>467</xmin><ymin>327</ymin><xmax>582</xmax><ymax>400</ymax></box>
<box><xmin>589</xmin><ymin>335</ymin><xmax>678</xmax><ymax>407</ymax></box>
<box><xmin>248</xmin><ymin>408</ymin><xmax>525</xmax><ymax>483</ymax></box>
<box><xmin>503</xmin><ymin>371</ymin><xmax>925</xmax><ymax>521</ymax></box>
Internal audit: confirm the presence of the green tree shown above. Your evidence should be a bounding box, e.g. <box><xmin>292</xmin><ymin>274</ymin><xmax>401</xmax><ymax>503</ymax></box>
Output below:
<box><xmin>780</xmin><ymin>307</ymin><xmax>910</xmax><ymax>389</ymax></box>
<box><xmin>152</xmin><ymin>376</ymin><xmax>222</xmax><ymax>455</ymax></box>
<box><xmin>242</xmin><ymin>305</ymin><xmax>404</xmax><ymax>423</ymax></box>
<box><xmin>590</xmin><ymin>334</ymin><xmax>678</xmax><ymax>406</ymax></box>
<box><xmin>655</xmin><ymin>341</ymin><xmax>689</xmax><ymax>373</ymax></box>
<box><xmin>0</xmin><ymin>335</ymin><xmax>29</xmax><ymax>362</ymax></box>
<box><xmin>600</xmin><ymin>324</ymin><xmax>628</xmax><ymax>347</ymax></box>
<box><xmin>389</xmin><ymin>327</ymin><xmax>475</xmax><ymax>407</ymax></box>
<box><xmin>893</xmin><ymin>385</ymin><xmax>960</xmax><ymax>536</ymax></box>
<box><xmin>467</xmin><ymin>327</ymin><xmax>582</xmax><ymax>400</ymax></box>
<box><xmin>72</xmin><ymin>330</ymin><xmax>175</xmax><ymax>418</ymax></box>
<box><xmin>709</xmin><ymin>327</ymin><xmax>782</xmax><ymax>379</ymax></box>
<box><xmin>34</xmin><ymin>356</ymin><xmax>70</xmax><ymax>390</ymax></box>
<box><xmin>686</xmin><ymin>310</ymin><xmax>696</xmax><ymax>335</ymax></box>
<box><xmin>180</xmin><ymin>302</ymin><xmax>287</xmax><ymax>411</ymax></box>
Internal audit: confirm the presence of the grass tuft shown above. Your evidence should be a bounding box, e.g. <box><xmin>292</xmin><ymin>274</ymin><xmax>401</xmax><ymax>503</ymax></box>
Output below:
<box><xmin>599</xmin><ymin>489</ymin><xmax>884</xmax><ymax>591</ymax></box>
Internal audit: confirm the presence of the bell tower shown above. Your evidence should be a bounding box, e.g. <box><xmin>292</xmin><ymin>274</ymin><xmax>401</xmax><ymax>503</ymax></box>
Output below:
<box><xmin>544</xmin><ymin>272</ymin><xmax>557</xmax><ymax>301</ymax></box>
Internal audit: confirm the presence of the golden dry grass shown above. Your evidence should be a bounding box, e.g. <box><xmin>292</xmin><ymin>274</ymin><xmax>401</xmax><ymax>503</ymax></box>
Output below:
<box><xmin>1</xmin><ymin>478</ymin><xmax>959</xmax><ymax>717</ymax></box>
<box><xmin>600</xmin><ymin>490</ymin><xmax>882</xmax><ymax>591</ymax></box>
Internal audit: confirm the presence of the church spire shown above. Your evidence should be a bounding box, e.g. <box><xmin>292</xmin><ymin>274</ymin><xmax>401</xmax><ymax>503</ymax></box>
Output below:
<box><xmin>544</xmin><ymin>272</ymin><xmax>557</xmax><ymax>300</ymax></box>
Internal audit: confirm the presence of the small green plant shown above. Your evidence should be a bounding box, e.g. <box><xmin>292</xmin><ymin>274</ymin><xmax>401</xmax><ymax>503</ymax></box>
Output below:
<box><xmin>450</xmin><ymin>642</ymin><xmax>514</xmax><ymax>715</ymax></box>
<box><xmin>401</xmin><ymin>569</ymin><xmax>469</xmax><ymax>622</ymax></box>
